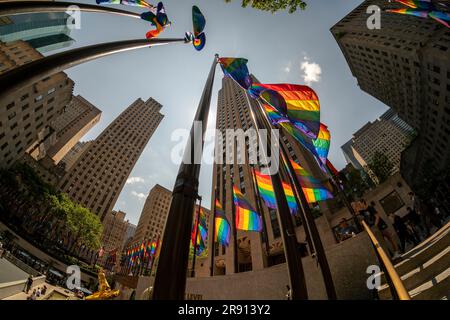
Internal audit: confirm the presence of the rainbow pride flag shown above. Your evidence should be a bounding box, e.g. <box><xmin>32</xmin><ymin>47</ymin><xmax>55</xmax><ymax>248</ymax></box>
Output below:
<box><xmin>290</xmin><ymin>160</ymin><xmax>333</xmax><ymax>203</ymax></box>
<box><xmin>254</xmin><ymin>170</ymin><xmax>278</xmax><ymax>210</ymax></box>
<box><xmin>218</xmin><ymin>58</ymin><xmax>253</xmax><ymax>90</ymax></box>
<box><xmin>96</xmin><ymin>0</ymin><xmax>155</xmax><ymax>9</ymax></box>
<box><xmin>386</xmin><ymin>8</ymin><xmax>429</xmax><ymax>18</ymax></box>
<box><xmin>214</xmin><ymin>199</ymin><xmax>231</xmax><ymax>246</ymax></box>
<box><xmin>232</xmin><ymin>186</ymin><xmax>262</xmax><ymax>232</ymax></box>
<box><xmin>252</xmin><ymin>83</ymin><xmax>321</xmax><ymax>140</ymax></box>
<box><xmin>313</xmin><ymin>123</ymin><xmax>331</xmax><ymax>166</ymax></box>
<box><xmin>254</xmin><ymin>170</ymin><xmax>298</xmax><ymax>214</ymax></box>
<box><xmin>191</xmin><ymin>207</ymin><xmax>208</xmax><ymax>255</ymax></box>
<box><xmin>278</xmin><ymin>120</ymin><xmax>327</xmax><ymax>173</ymax></box>
<box><xmin>282</xmin><ymin>181</ymin><xmax>299</xmax><ymax>214</ymax></box>
<box><xmin>393</xmin><ymin>0</ymin><xmax>433</xmax><ymax>9</ymax></box>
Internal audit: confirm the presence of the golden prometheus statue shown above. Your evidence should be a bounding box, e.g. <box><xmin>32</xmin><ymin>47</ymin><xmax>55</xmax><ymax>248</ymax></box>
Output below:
<box><xmin>85</xmin><ymin>268</ymin><xmax>120</xmax><ymax>300</ymax></box>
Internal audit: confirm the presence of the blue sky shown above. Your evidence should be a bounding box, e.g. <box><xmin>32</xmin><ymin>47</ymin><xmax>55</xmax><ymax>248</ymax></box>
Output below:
<box><xmin>62</xmin><ymin>0</ymin><xmax>388</xmax><ymax>224</ymax></box>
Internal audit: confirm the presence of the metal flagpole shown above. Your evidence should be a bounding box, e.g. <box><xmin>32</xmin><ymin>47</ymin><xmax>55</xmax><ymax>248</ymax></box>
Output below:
<box><xmin>326</xmin><ymin>166</ymin><xmax>361</xmax><ymax>231</ymax></box>
<box><xmin>153</xmin><ymin>54</ymin><xmax>219</xmax><ymax>300</ymax></box>
<box><xmin>0</xmin><ymin>38</ymin><xmax>187</xmax><ymax>101</ymax></box>
<box><xmin>0</xmin><ymin>1</ymin><xmax>144</xmax><ymax>18</ymax></box>
<box><xmin>191</xmin><ymin>197</ymin><xmax>202</xmax><ymax>277</ymax></box>
<box><xmin>276</xmin><ymin>134</ymin><xmax>315</xmax><ymax>256</ymax></box>
<box><xmin>250</xmin><ymin>166</ymin><xmax>271</xmax><ymax>258</ymax></box>
<box><xmin>246</xmin><ymin>95</ymin><xmax>308</xmax><ymax>300</ymax></box>
<box><xmin>229</xmin><ymin>172</ymin><xmax>239</xmax><ymax>274</ymax></box>
<box><xmin>254</xmin><ymin>99</ymin><xmax>337</xmax><ymax>300</ymax></box>
<box><xmin>209</xmin><ymin>187</ymin><xmax>218</xmax><ymax>276</ymax></box>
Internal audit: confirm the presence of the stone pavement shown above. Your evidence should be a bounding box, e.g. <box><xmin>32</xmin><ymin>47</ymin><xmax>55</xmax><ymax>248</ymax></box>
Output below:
<box><xmin>0</xmin><ymin>257</ymin><xmax>29</xmax><ymax>283</ymax></box>
<box><xmin>3</xmin><ymin>283</ymin><xmax>57</xmax><ymax>300</ymax></box>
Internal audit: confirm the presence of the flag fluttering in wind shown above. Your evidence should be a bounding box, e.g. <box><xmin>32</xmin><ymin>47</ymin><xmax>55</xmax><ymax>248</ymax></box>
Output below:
<box><xmin>326</xmin><ymin>159</ymin><xmax>339</xmax><ymax>177</ymax></box>
<box><xmin>254</xmin><ymin>169</ymin><xmax>298</xmax><ymax>214</ymax></box>
<box><xmin>387</xmin><ymin>8</ymin><xmax>429</xmax><ymax>17</ymax></box>
<box><xmin>278</xmin><ymin>120</ymin><xmax>327</xmax><ymax>172</ymax></box>
<box><xmin>254</xmin><ymin>170</ymin><xmax>277</xmax><ymax>210</ymax></box>
<box><xmin>214</xmin><ymin>200</ymin><xmax>231</xmax><ymax>246</ymax></box>
<box><xmin>393</xmin><ymin>0</ymin><xmax>434</xmax><ymax>10</ymax></box>
<box><xmin>96</xmin><ymin>0</ymin><xmax>156</xmax><ymax>9</ymax></box>
<box><xmin>282</xmin><ymin>181</ymin><xmax>299</xmax><ymax>214</ymax></box>
<box><xmin>387</xmin><ymin>1</ymin><xmax>450</xmax><ymax>28</ymax></box>
<box><xmin>191</xmin><ymin>207</ymin><xmax>208</xmax><ymax>255</ymax></box>
<box><xmin>218</xmin><ymin>58</ymin><xmax>253</xmax><ymax>90</ymax></box>
<box><xmin>253</xmin><ymin>83</ymin><xmax>321</xmax><ymax>140</ymax></box>
<box><xmin>313</xmin><ymin>123</ymin><xmax>331</xmax><ymax>166</ymax></box>
<box><xmin>192</xmin><ymin>5</ymin><xmax>206</xmax><ymax>36</ymax></box>
<box><xmin>140</xmin><ymin>2</ymin><xmax>171</xmax><ymax>39</ymax></box>
<box><xmin>290</xmin><ymin>160</ymin><xmax>333</xmax><ymax>203</ymax></box>
<box><xmin>428</xmin><ymin>10</ymin><xmax>450</xmax><ymax>28</ymax></box>
<box><xmin>261</xmin><ymin>103</ymin><xmax>287</xmax><ymax>125</ymax></box>
<box><xmin>232</xmin><ymin>186</ymin><xmax>262</xmax><ymax>232</ymax></box>
<box><xmin>192</xmin><ymin>6</ymin><xmax>206</xmax><ymax>51</ymax></box>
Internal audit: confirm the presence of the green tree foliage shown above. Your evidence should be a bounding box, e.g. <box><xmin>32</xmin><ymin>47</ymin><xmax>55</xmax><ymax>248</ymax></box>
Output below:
<box><xmin>339</xmin><ymin>165</ymin><xmax>372</xmax><ymax>200</ymax></box>
<box><xmin>66</xmin><ymin>204</ymin><xmax>103</xmax><ymax>251</ymax></box>
<box><xmin>225</xmin><ymin>0</ymin><xmax>307</xmax><ymax>14</ymax></box>
<box><xmin>367</xmin><ymin>151</ymin><xmax>394</xmax><ymax>185</ymax></box>
<box><xmin>0</xmin><ymin>162</ymin><xmax>102</xmax><ymax>261</ymax></box>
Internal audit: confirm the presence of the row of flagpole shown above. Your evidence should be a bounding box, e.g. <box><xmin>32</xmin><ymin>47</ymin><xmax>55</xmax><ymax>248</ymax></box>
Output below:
<box><xmin>120</xmin><ymin>236</ymin><xmax>161</xmax><ymax>276</ymax></box>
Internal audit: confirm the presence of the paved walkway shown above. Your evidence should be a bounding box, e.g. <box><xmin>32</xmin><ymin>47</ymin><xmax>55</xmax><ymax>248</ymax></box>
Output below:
<box><xmin>0</xmin><ymin>257</ymin><xmax>28</xmax><ymax>283</ymax></box>
<box><xmin>3</xmin><ymin>283</ymin><xmax>78</xmax><ymax>300</ymax></box>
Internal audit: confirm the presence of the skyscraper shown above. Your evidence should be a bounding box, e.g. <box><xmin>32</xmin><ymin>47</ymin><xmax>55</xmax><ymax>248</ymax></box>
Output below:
<box><xmin>0</xmin><ymin>12</ymin><xmax>75</xmax><ymax>53</ymax></box>
<box><xmin>0</xmin><ymin>40</ymin><xmax>74</xmax><ymax>167</ymax></box>
<box><xmin>100</xmin><ymin>210</ymin><xmax>130</xmax><ymax>269</ymax></box>
<box><xmin>331</xmin><ymin>0</ymin><xmax>450</xmax><ymax>189</ymax></box>
<box><xmin>209</xmin><ymin>77</ymin><xmax>336</xmax><ymax>276</ymax></box>
<box><xmin>46</xmin><ymin>95</ymin><xmax>101</xmax><ymax>164</ymax></box>
<box><xmin>133</xmin><ymin>184</ymin><xmax>210</xmax><ymax>248</ymax></box>
<box><xmin>133</xmin><ymin>184</ymin><xmax>172</xmax><ymax>244</ymax></box>
<box><xmin>59</xmin><ymin>140</ymin><xmax>93</xmax><ymax>171</ymax></box>
<box><xmin>58</xmin><ymin>97</ymin><xmax>164</xmax><ymax>221</ymax></box>
<box><xmin>344</xmin><ymin>114</ymin><xmax>412</xmax><ymax>183</ymax></box>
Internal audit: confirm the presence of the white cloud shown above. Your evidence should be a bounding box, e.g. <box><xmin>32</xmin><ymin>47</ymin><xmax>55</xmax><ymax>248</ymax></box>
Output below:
<box><xmin>283</xmin><ymin>61</ymin><xmax>292</xmax><ymax>73</ymax></box>
<box><xmin>126</xmin><ymin>176</ymin><xmax>145</xmax><ymax>184</ymax></box>
<box><xmin>131</xmin><ymin>191</ymin><xmax>147</xmax><ymax>199</ymax></box>
<box><xmin>300</xmin><ymin>57</ymin><xmax>322</xmax><ymax>84</ymax></box>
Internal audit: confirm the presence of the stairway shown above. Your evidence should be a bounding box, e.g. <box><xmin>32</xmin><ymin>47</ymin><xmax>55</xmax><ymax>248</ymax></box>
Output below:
<box><xmin>377</xmin><ymin>221</ymin><xmax>450</xmax><ymax>300</ymax></box>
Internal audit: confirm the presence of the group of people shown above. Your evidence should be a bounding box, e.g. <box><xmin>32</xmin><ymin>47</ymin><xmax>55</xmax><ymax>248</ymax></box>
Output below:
<box><xmin>26</xmin><ymin>285</ymin><xmax>48</xmax><ymax>300</ymax></box>
<box><xmin>352</xmin><ymin>192</ymin><xmax>448</xmax><ymax>259</ymax></box>
<box><xmin>24</xmin><ymin>275</ymin><xmax>48</xmax><ymax>300</ymax></box>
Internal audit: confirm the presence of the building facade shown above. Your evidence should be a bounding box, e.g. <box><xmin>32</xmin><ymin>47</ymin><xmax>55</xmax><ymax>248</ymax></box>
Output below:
<box><xmin>133</xmin><ymin>184</ymin><xmax>172</xmax><ymax>244</ymax></box>
<box><xmin>342</xmin><ymin>110</ymin><xmax>413</xmax><ymax>182</ymax></box>
<box><xmin>133</xmin><ymin>184</ymin><xmax>210</xmax><ymax>254</ymax></box>
<box><xmin>208</xmin><ymin>77</ymin><xmax>336</xmax><ymax>277</ymax></box>
<box><xmin>331</xmin><ymin>0</ymin><xmax>450</xmax><ymax>190</ymax></box>
<box><xmin>58</xmin><ymin>98</ymin><xmax>164</xmax><ymax>221</ymax></box>
<box><xmin>0</xmin><ymin>40</ymin><xmax>74</xmax><ymax>167</ymax></box>
<box><xmin>0</xmin><ymin>11</ymin><xmax>75</xmax><ymax>53</ymax></box>
<box><xmin>59</xmin><ymin>140</ymin><xmax>92</xmax><ymax>171</ymax></box>
<box><xmin>100</xmin><ymin>210</ymin><xmax>130</xmax><ymax>268</ymax></box>
<box><xmin>46</xmin><ymin>95</ymin><xmax>101</xmax><ymax>164</ymax></box>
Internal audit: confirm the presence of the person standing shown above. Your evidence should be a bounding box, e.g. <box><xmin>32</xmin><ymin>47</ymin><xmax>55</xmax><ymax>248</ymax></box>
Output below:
<box><xmin>391</xmin><ymin>213</ymin><xmax>418</xmax><ymax>253</ymax></box>
<box><xmin>371</xmin><ymin>202</ymin><xmax>401</xmax><ymax>259</ymax></box>
<box><xmin>24</xmin><ymin>275</ymin><xmax>33</xmax><ymax>294</ymax></box>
